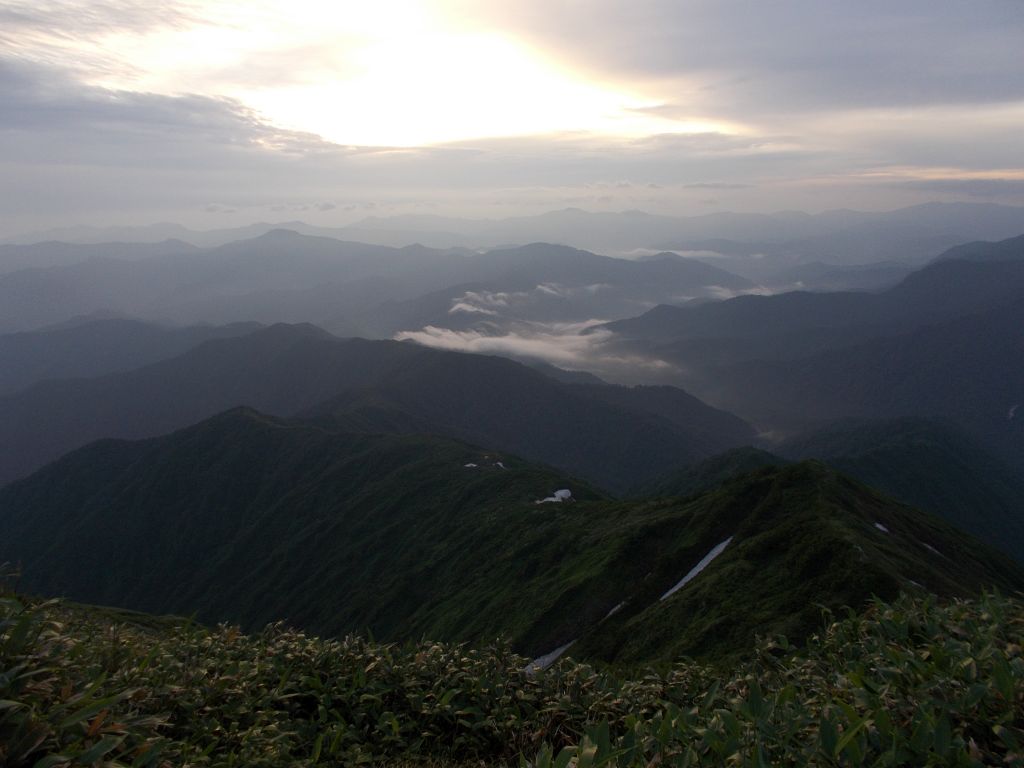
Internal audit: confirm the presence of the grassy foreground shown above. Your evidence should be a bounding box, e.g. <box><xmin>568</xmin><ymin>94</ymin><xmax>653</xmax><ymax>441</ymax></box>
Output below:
<box><xmin>1</xmin><ymin>591</ymin><xmax>1022</xmax><ymax>767</ymax></box>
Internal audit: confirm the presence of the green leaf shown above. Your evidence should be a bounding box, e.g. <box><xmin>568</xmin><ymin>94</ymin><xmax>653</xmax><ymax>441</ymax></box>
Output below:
<box><xmin>32</xmin><ymin>756</ymin><xmax>71</xmax><ymax>768</ymax></box>
<box><xmin>933</xmin><ymin>714</ymin><xmax>951</xmax><ymax>754</ymax></box>
<box><xmin>576</xmin><ymin>736</ymin><xmax>598</xmax><ymax>768</ymax></box>
<box><xmin>57</xmin><ymin>691</ymin><xmax>129</xmax><ymax>730</ymax></box>
<box><xmin>131</xmin><ymin>741</ymin><xmax>167</xmax><ymax>768</ymax></box>
<box><xmin>819</xmin><ymin>716</ymin><xmax>838</xmax><ymax>756</ymax></box>
<box><xmin>311</xmin><ymin>732</ymin><xmax>324</xmax><ymax>763</ymax></box>
<box><xmin>834</xmin><ymin>715</ymin><xmax>872</xmax><ymax>758</ymax></box>
<box><xmin>553</xmin><ymin>746</ymin><xmax>575</xmax><ymax>768</ymax></box>
<box><xmin>77</xmin><ymin>734</ymin><xmax>125</xmax><ymax>763</ymax></box>
<box><xmin>531</xmin><ymin>742</ymin><xmax>553</xmax><ymax>768</ymax></box>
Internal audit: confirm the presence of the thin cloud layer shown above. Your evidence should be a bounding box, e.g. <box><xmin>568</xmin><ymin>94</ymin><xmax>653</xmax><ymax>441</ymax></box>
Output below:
<box><xmin>463</xmin><ymin>1</ymin><xmax>1024</xmax><ymax>113</ymax></box>
<box><xmin>394</xmin><ymin>322</ymin><xmax>672</xmax><ymax>380</ymax></box>
<box><xmin>2</xmin><ymin>1</ymin><xmax>1023</xmax><ymax>233</ymax></box>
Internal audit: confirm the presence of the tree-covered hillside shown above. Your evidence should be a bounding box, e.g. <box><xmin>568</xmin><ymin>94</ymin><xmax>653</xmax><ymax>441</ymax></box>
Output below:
<box><xmin>2</xmin><ymin>409</ymin><xmax>1020</xmax><ymax>665</ymax></box>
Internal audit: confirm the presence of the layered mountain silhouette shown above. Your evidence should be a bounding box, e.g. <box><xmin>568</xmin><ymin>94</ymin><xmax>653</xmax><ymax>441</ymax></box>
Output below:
<box><xmin>709</xmin><ymin>299</ymin><xmax>1024</xmax><ymax>470</ymax></box>
<box><xmin>932</xmin><ymin>233</ymin><xmax>1024</xmax><ymax>263</ymax></box>
<box><xmin>0</xmin><ymin>238</ymin><xmax>197</xmax><ymax>275</ymax></box>
<box><xmin>0</xmin><ymin>235</ymin><xmax>750</xmax><ymax>336</ymax></box>
<box><xmin>598</xmin><ymin>236</ymin><xmax>1024</xmax><ymax>470</ymax></box>
<box><xmin>0</xmin><ymin>317</ymin><xmax>261</xmax><ymax>395</ymax></box>
<box><xmin>0</xmin><ymin>232</ymin><xmax>469</xmax><ymax>332</ymax></box>
<box><xmin>1</xmin><ymin>408</ymin><xmax>1019</xmax><ymax>664</ymax></box>
<box><xmin>602</xmin><ymin>253</ymin><xmax>1024</xmax><ymax>350</ymax></box>
<box><xmin>11</xmin><ymin>203</ymin><xmax>1024</xmax><ymax>257</ymax></box>
<box><xmin>0</xmin><ymin>323</ymin><xmax>753</xmax><ymax>490</ymax></box>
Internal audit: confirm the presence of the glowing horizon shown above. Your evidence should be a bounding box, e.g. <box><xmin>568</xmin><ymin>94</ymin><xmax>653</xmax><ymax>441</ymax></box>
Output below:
<box><xmin>10</xmin><ymin>0</ymin><xmax>736</xmax><ymax>148</ymax></box>
<box><xmin>2</xmin><ymin>0</ymin><xmax>1022</xmax><ymax>232</ymax></box>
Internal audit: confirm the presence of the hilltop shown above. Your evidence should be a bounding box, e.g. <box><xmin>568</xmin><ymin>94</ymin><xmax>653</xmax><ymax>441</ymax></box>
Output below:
<box><xmin>2</xmin><ymin>408</ymin><xmax>1020</xmax><ymax>665</ymax></box>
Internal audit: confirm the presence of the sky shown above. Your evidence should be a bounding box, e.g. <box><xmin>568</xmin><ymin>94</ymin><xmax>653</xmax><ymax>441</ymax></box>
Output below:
<box><xmin>2</xmin><ymin>0</ymin><xmax>1024</xmax><ymax>236</ymax></box>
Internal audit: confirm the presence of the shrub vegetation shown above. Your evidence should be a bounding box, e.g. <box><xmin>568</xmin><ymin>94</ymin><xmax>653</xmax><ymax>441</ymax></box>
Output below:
<box><xmin>2</xmin><ymin>590</ymin><xmax>1022</xmax><ymax>767</ymax></box>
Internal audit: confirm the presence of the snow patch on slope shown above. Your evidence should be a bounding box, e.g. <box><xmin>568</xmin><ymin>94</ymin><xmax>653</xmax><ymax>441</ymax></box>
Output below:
<box><xmin>536</xmin><ymin>489</ymin><xmax>572</xmax><ymax>504</ymax></box>
<box><xmin>602</xmin><ymin>601</ymin><xmax>626</xmax><ymax>621</ymax></box>
<box><xmin>660</xmin><ymin>537</ymin><xmax>733</xmax><ymax>601</ymax></box>
<box><xmin>526</xmin><ymin>640</ymin><xmax>576</xmax><ymax>673</ymax></box>
<box><xmin>919</xmin><ymin>540</ymin><xmax>944</xmax><ymax>558</ymax></box>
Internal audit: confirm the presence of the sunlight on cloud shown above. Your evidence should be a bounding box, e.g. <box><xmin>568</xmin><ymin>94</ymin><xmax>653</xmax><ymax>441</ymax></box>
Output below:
<box><xmin>395</xmin><ymin>323</ymin><xmax>673</xmax><ymax>377</ymax></box>
<box><xmin>4</xmin><ymin>0</ymin><xmax>733</xmax><ymax>147</ymax></box>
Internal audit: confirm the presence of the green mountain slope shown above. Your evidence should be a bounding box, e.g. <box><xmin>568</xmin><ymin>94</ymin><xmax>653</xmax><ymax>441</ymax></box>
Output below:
<box><xmin>1</xmin><ymin>410</ymin><xmax>1019</xmax><ymax>665</ymax></box>
<box><xmin>0</xmin><ymin>408</ymin><xmax>606</xmax><ymax>644</ymax></box>
<box><xmin>574</xmin><ymin>462</ymin><xmax>1023</xmax><ymax>664</ymax></box>
<box><xmin>779</xmin><ymin>419</ymin><xmax>1024</xmax><ymax>561</ymax></box>
<box><xmin>647</xmin><ymin>420</ymin><xmax>1024</xmax><ymax>562</ymax></box>
<box><xmin>309</xmin><ymin>360</ymin><xmax>752</xmax><ymax>492</ymax></box>
<box><xmin>646</xmin><ymin>446</ymin><xmax>790</xmax><ymax>498</ymax></box>
<box><xmin>0</xmin><ymin>323</ymin><xmax>753</xmax><ymax>490</ymax></box>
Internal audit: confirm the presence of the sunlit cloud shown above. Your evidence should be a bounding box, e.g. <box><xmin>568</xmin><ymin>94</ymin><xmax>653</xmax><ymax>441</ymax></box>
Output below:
<box><xmin>394</xmin><ymin>321</ymin><xmax>673</xmax><ymax>378</ymax></box>
<box><xmin>2</xmin><ymin>0</ymin><xmax>1024</xmax><ymax>232</ymax></box>
<box><xmin>1</xmin><ymin>0</ymin><xmax>734</xmax><ymax>147</ymax></box>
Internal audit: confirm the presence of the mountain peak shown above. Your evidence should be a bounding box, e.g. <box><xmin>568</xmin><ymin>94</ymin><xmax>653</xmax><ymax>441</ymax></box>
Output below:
<box><xmin>255</xmin><ymin>228</ymin><xmax>304</xmax><ymax>241</ymax></box>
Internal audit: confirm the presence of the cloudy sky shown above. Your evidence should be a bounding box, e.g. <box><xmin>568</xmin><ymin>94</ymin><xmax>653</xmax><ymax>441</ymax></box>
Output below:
<box><xmin>2</xmin><ymin>0</ymin><xmax>1023</xmax><ymax>236</ymax></box>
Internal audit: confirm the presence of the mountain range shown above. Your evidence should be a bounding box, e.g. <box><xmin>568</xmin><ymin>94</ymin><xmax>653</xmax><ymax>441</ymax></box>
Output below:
<box><xmin>1</xmin><ymin>212</ymin><xmax>1022</xmax><ymax>670</ymax></box>
<box><xmin>11</xmin><ymin>202</ymin><xmax>1024</xmax><ymax>262</ymax></box>
<box><xmin>0</xmin><ymin>317</ymin><xmax>260</xmax><ymax>395</ymax></box>
<box><xmin>2</xmin><ymin>407</ymin><xmax>1020</xmax><ymax>665</ymax></box>
<box><xmin>650</xmin><ymin>419</ymin><xmax>1024</xmax><ymax>562</ymax></box>
<box><xmin>0</xmin><ymin>322</ymin><xmax>753</xmax><ymax>490</ymax></box>
<box><xmin>0</xmin><ymin>235</ymin><xmax>748</xmax><ymax>337</ymax></box>
<box><xmin>598</xmin><ymin>236</ymin><xmax>1024</xmax><ymax>470</ymax></box>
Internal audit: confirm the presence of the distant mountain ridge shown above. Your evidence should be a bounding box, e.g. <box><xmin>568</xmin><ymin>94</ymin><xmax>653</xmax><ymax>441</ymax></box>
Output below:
<box><xmin>0</xmin><ymin>323</ymin><xmax>754</xmax><ymax>490</ymax></box>
<box><xmin>595</xmin><ymin>239</ymin><xmax>1024</xmax><ymax>471</ymax></box>
<box><xmin>0</xmin><ymin>318</ymin><xmax>261</xmax><ymax>395</ymax></box>
<box><xmin>0</xmin><ymin>238</ymin><xmax>197</xmax><ymax>274</ymax></box>
<box><xmin>602</xmin><ymin>254</ymin><xmax>1024</xmax><ymax>345</ymax></box>
<box><xmin>0</xmin><ymin>235</ymin><xmax>750</xmax><ymax>336</ymax></box>
<box><xmin>931</xmin><ymin>232</ymin><xmax>1024</xmax><ymax>263</ymax></box>
<box><xmin>706</xmin><ymin>298</ymin><xmax>1024</xmax><ymax>471</ymax></box>
<box><xmin>9</xmin><ymin>201</ymin><xmax>1024</xmax><ymax>262</ymax></box>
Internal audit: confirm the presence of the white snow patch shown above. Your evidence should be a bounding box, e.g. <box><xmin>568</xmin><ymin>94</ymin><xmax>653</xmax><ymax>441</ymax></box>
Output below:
<box><xmin>464</xmin><ymin>463</ymin><xmax>478</xmax><ymax>468</ymax></box>
<box><xmin>603</xmin><ymin>601</ymin><xmax>626</xmax><ymax>621</ymax></box>
<box><xmin>922</xmin><ymin>542</ymin><xmax>943</xmax><ymax>557</ymax></box>
<box><xmin>495</xmin><ymin>462</ymin><xmax>507</xmax><ymax>470</ymax></box>
<box><xmin>535</xmin><ymin>489</ymin><xmax>572</xmax><ymax>504</ymax></box>
<box><xmin>660</xmin><ymin>537</ymin><xmax>733</xmax><ymax>601</ymax></box>
<box><xmin>526</xmin><ymin>640</ymin><xmax>575</xmax><ymax>673</ymax></box>
<box><xmin>874</xmin><ymin>522</ymin><xmax>890</xmax><ymax>534</ymax></box>
<box><xmin>908</xmin><ymin>579</ymin><xmax>925</xmax><ymax>589</ymax></box>
<box><xmin>1009</xmin><ymin>404</ymin><xmax>1020</xmax><ymax>420</ymax></box>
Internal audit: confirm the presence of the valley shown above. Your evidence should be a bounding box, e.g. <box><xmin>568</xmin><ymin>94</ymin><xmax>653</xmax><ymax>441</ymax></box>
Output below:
<box><xmin>5</xmin><ymin>5</ymin><xmax>1024</xmax><ymax>763</ymax></box>
<box><xmin>1</xmin><ymin>210</ymin><xmax>1023</xmax><ymax>766</ymax></box>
